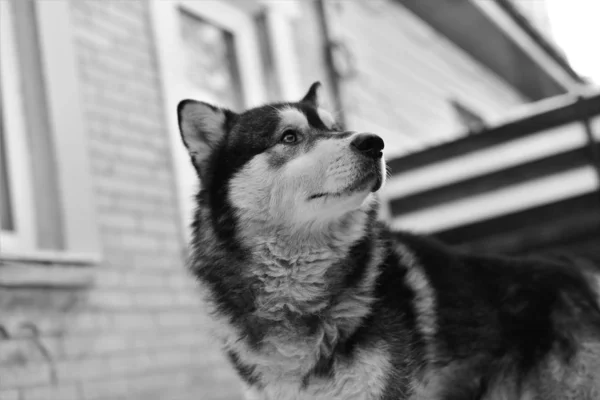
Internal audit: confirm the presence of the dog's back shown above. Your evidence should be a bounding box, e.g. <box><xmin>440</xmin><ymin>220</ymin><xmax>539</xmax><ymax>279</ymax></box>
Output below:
<box><xmin>533</xmin><ymin>259</ymin><xmax>600</xmax><ymax>400</ymax></box>
<box><xmin>395</xmin><ymin>232</ymin><xmax>600</xmax><ymax>400</ymax></box>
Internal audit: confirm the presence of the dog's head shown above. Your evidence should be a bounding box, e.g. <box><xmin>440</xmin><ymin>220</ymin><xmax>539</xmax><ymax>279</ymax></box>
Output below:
<box><xmin>177</xmin><ymin>82</ymin><xmax>386</xmax><ymax>237</ymax></box>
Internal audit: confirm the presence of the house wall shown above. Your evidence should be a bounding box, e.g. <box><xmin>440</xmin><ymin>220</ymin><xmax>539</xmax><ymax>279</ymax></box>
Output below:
<box><xmin>295</xmin><ymin>0</ymin><xmax>527</xmax><ymax>158</ymax></box>
<box><xmin>0</xmin><ymin>2</ymin><xmax>243</xmax><ymax>399</ymax></box>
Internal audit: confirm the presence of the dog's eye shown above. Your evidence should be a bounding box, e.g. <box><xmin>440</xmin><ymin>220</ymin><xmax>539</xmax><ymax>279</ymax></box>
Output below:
<box><xmin>280</xmin><ymin>130</ymin><xmax>299</xmax><ymax>144</ymax></box>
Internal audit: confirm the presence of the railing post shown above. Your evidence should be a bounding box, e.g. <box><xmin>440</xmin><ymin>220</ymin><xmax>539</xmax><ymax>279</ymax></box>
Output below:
<box><xmin>579</xmin><ymin>96</ymin><xmax>600</xmax><ymax>206</ymax></box>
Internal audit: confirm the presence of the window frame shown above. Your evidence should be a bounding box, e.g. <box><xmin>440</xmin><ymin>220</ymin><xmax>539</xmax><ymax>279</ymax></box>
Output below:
<box><xmin>151</xmin><ymin>0</ymin><xmax>302</xmax><ymax>239</ymax></box>
<box><xmin>0</xmin><ymin>0</ymin><xmax>99</xmax><ymax>262</ymax></box>
<box><xmin>0</xmin><ymin>0</ymin><xmax>37</xmax><ymax>253</ymax></box>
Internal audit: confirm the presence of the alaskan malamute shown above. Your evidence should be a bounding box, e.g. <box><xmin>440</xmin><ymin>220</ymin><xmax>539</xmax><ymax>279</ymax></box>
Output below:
<box><xmin>177</xmin><ymin>82</ymin><xmax>600</xmax><ymax>399</ymax></box>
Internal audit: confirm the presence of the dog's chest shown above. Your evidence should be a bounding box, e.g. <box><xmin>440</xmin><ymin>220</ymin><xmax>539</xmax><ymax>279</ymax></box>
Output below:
<box><xmin>250</xmin><ymin>242</ymin><xmax>342</xmax><ymax>316</ymax></box>
<box><xmin>220</xmin><ymin>239</ymin><xmax>390</xmax><ymax>398</ymax></box>
<box><xmin>247</xmin><ymin>344</ymin><xmax>391</xmax><ymax>400</ymax></box>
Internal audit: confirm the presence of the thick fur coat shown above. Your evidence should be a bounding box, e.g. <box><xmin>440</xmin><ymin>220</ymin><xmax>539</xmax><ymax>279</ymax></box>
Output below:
<box><xmin>177</xmin><ymin>83</ymin><xmax>600</xmax><ymax>399</ymax></box>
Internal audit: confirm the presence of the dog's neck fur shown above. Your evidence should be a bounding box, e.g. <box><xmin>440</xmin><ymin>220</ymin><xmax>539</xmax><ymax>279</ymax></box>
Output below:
<box><xmin>238</xmin><ymin>207</ymin><xmax>371</xmax><ymax>259</ymax></box>
<box><xmin>196</xmin><ymin>203</ymin><xmax>383</xmax><ymax>380</ymax></box>
<box><xmin>237</xmin><ymin>207</ymin><xmax>373</xmax><ymax>317</ymax></box>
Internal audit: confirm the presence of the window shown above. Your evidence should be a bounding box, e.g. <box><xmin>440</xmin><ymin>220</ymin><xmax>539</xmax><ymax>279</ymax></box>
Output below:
<box><xmin>0</xmin><ymin>0</ymin><xmax>36</xmax><ymax>253</ymax></box>
<box><xmin>151</xmin><ymin>0</ymin><xmax>302</xmax><ymax>237</ymax></box>
<box><xmin>179</xmin><ymin>10</ymin><xmax>245</xmax><ymax>110</ymax></box>
<box><xmin>0</xmin><ymin>0</ymin><xmax>98</xmax><ymax>259</ymax></box>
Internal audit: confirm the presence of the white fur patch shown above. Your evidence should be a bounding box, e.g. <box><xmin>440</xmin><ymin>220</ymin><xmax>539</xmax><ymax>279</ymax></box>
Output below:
<box><xmin>279</xmin><ymin>107</ymin><xmax>309</xmax><ymax>131</ymax></box>
<box><xmin>256</xmin><ymin>344</ymin><xmax>391</xmax><ymax>400</ymax></box>
<box><xmin>317</xmin><ymin>108</ymin><xmax>335</xmax><ymax>129</ymax></box>
<box><xmin>396</xmin><ymin>243</ymin><xmax>437</xmax><ymax>362</ymax></box>
<box><xmin>379</xmin><ymin>157</ymin><xmax>387</xmax><ymax>189</ymax></box>
<box><xmin>229</xmin><ymin>155</ymin><xmax>274</xmax><ymax>213</ymax></box>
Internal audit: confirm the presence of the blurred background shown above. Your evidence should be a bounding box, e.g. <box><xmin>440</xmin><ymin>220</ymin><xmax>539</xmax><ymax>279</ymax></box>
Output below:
<box><xmin>0</xmin><ymin>0</ymin><xmax>598</xmax><ymax>399</ymax></box>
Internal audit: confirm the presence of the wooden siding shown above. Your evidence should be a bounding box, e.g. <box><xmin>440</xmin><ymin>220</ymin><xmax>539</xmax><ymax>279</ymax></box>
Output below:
<box><xmin>294</xmin><ymin>0</ymin><xmax>526</xmax><ymax>158</ymax></box>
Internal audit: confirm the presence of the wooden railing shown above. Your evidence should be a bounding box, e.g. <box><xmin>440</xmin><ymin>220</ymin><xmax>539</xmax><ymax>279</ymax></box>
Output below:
<box><xmin>383</xmin><ymin>92</ymin><xmax>600</xmax><ymax>254</ymax></box>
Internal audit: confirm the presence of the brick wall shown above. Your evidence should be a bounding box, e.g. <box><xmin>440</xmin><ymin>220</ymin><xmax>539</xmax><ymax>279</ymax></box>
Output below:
<box><xmin>0</xmin><ymin>1</ymin><xmax>243</xmax><ymax>399</ymax></box>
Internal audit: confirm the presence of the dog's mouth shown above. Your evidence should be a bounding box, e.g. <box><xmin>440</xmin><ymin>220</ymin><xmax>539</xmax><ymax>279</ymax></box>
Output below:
<box><xmin>308</xmin><ymin>172</ymin><xmax>381</xmax><ymax>200</ymax></box>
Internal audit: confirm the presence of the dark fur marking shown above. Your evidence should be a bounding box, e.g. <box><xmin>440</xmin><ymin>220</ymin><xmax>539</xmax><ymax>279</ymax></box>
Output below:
<box><xmin>266</xmin><ymin>151</ymin><xmax>288</xmax><ymax>169</ymax></box>
<box><xmin>375</xmin><ymin>237</ymin><xmax>427</xmax><ymax>399</ymax></box>
<box><xmin>303</xmin><ymin>107</ymin><xmax>329</xmax><ymax>131</ymax></box>
<box><xmin>343</xmin><ymin>205</ymin><xmax>378</xmax><ymax>289</ymax></box>
<box><xmin>302</xmin><ymin>345</ymin><xmax>337</xmax><ymax>389</ymax></box>
<box><xmin>265</xmin><ymin>144</ymin><xmax>304</xmax><ymax>169</ymax></box>
<box><xmin>301</xmin><ymin>81</ymin><xmax>321</xmax><ymax>106</ymax></box>
<box><xmin>227</xmin><ymin>350</ymin><xmax>261</xmax><ymax>387</ymax></box>
<box><xmin>342</xmin><ymin>234</ymin><xmax>372</xmax><ymax>289</ymax></box>
<box><xmin>396</xmin><ymin>232</ymin><xmax>600</xmax><ymax>375</ymax></box>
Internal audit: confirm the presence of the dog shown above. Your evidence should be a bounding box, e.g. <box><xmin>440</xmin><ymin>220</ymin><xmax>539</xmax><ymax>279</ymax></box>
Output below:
<box><xmin>177</xmin><ymin>82</ymin><xmax>600</xmax><ymax>399</ymax></box>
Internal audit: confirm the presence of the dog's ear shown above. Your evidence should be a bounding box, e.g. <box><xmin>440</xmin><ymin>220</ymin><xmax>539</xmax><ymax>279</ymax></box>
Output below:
<box><xmin>301</xmin><ymin>81</ymin><xmax>322</xmax><ymax>107</ymax></box>
<box><xmin>177</xmin><ymin>100</ymin><xmax>237</xmax><ymax>169</ymax></box>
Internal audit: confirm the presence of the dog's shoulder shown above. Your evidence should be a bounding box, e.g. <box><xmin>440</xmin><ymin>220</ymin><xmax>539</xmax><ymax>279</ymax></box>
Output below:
<box><xmin>377</xmin><ymin>230</ymin><xmax>600</xmax><ymax>398</ymax></box>
<box><xmin>389</xmin><ymin>230</ymin><xmax>600</xmax><ymax>330</ymax></box>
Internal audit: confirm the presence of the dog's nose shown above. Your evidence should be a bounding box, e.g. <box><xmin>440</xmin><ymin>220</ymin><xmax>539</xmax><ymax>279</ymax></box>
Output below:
<box><xmin>351</xmin><ymin>133</ymin><xmax>384</xmax><ymax>159</ymax></box>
